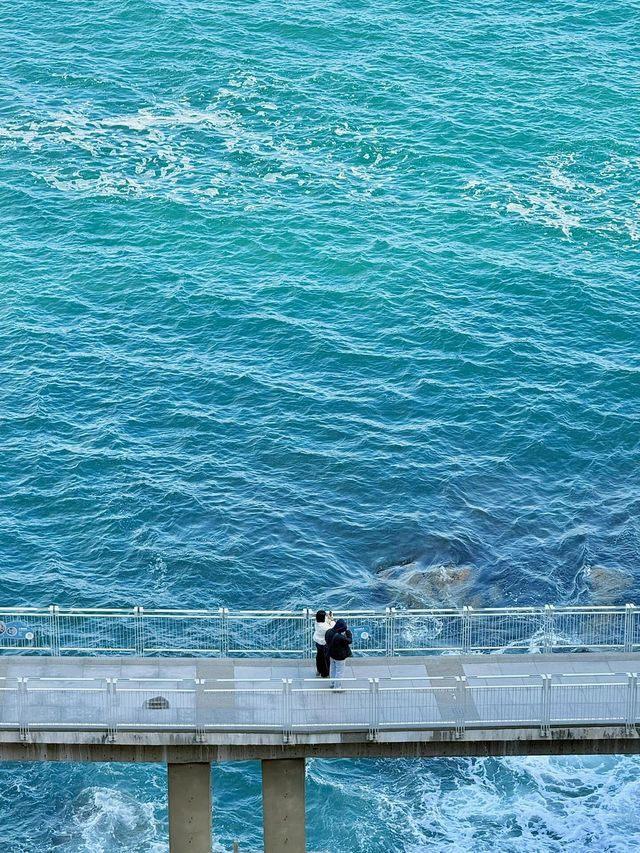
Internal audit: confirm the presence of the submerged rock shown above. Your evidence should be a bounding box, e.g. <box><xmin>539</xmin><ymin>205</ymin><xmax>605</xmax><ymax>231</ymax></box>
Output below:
<box><xmin>376</xmin><ymin>561</ymin><xmax>474</xmax><ymax>607</ymax></box>
<box><xmin>585</xmin><ymin>564</ymin><xmax>633</xmax><ymax>604</ymax></box>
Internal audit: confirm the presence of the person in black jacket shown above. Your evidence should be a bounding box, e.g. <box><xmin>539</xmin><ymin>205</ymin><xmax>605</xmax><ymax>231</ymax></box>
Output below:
<box><xmin>325</xmin><ymin>618</ymin><xmax>352</xmax><ymax>689</ymax></box>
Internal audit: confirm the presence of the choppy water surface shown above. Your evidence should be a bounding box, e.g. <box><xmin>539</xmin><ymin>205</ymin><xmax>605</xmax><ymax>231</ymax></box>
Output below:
<box><xmin>1</xmin><ymin>0</ymin><xmax>639</xmax><ymax>849</ymax></box>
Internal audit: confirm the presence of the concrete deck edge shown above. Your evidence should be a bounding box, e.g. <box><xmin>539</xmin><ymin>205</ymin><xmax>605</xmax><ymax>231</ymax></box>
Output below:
<box><xmin>1</xmin><ymin>726</ymin><xmax>639</xmax><ymax>762</ymax></box>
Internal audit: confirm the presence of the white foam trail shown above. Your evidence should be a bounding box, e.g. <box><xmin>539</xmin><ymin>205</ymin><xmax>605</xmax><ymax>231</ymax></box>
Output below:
<box><xmin>549</xmin><ymin>167</ymin><xmax>576</xmax><ymax>192</ymax></box>
<box><xmin>74</xmin><ymin>788</ymin><xmax>163</xmax><ymax>853</ymax></box>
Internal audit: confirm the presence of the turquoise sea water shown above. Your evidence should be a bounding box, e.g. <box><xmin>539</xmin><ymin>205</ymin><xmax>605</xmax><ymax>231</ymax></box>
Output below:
<box><xmin>1</xmin><ymin>0</ymin><xmax>640</xmax><ymax>849</ymax></box>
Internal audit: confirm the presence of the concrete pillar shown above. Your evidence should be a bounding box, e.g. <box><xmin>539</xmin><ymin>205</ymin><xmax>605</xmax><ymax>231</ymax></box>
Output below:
<box><xmin>262</xmin><ymin>758</ymin><xmax>306</xmax><ymax>853</ymax></box>
<box><xmin>168</xmin><ymin>762</ymin><xmax>212</xmax><ymax>853</ymax></box>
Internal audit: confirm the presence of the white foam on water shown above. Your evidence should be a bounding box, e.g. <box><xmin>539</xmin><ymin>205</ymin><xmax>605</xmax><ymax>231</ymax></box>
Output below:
<box><xmin>549</xmin><ymin>167</ymin><xmax>576</xmax><ymax>192</ymax></box>
<box><xmin>0</xmin><ymin>79</ymin><xmax>394</xmax><ymax>205</ymax></box>
<box><xmin>466</xmin><ymin>151</ymin><xmax>639</xmax><ymax>246</ymax></box>
<box><xmin>506</xmin><ymin>193</ymin><xmax>581</xmax><ymax>238</ymax></box>
<box><xmin>0</xmin><ymin>103</ymin><xmax>244</xmax><ymax>202</ymax></box>
<box><xmin>310</xmin><ymin>755</ymin><xmax>640</xmax><ymax>852</ymax></box>
<box><xmin>74</xmin><ymin>787</ymin><xmax>164</xmax><ymax>853</ymax></box>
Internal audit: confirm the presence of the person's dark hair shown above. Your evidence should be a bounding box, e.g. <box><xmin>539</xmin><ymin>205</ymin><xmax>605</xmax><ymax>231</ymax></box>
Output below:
<box><xmin>315</xmin><ymin>609</ymin><xmax>326</xmax><ymax>623</ymax></box>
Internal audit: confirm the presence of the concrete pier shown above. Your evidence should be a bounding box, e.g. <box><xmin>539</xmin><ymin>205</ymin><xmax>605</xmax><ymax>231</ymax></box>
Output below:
<box><xmin>262</xmin><ymin>758</ymin><xmax>306</xmax><ymax>853</ymax></box>
<box><xmin>168</xmin><ymin>762</ymin><xmax>212</xmax><ymax>853</ymax></box>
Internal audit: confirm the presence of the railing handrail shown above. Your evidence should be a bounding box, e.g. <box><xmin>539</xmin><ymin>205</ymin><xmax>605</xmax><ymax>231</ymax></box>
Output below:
<box><xmin>0</xmin><ymin>603</ymin><xmax>637</xmax><ymax>616</ymax></box>
<box><xmin>0</xmin><ymin>602</ymin><xmax>636</xmax><ymax>616</ymax></box>
<box><xmin>0</xmin><ymin>670</ymin><xmax>634</xmax><ymax>685</ymax></box>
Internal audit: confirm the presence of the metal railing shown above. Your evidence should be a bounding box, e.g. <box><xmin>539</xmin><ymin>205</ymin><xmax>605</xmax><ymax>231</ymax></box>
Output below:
<box><xmin>0</xmin><ymin>604</ymin><xmax>639</xmax><ymax>658</ymax></box>
<box><xmin>0</xmin><ymin>671</ymin><xmax>638</xmax><ymax>743</ymax></box>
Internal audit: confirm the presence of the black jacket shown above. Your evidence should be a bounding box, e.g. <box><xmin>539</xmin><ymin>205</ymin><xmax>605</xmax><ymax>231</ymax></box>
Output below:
<box><xmin>326</xmin><ymin>628</ymin><xmax>353</xmax><ymax>661</ymax></box>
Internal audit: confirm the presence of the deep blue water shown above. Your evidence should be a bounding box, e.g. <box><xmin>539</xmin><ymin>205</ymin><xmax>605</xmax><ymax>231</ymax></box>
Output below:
<box><xmin>1</xmin><ymin>0</ymin><xmax>639</xmax><ymax>849</ymax></box>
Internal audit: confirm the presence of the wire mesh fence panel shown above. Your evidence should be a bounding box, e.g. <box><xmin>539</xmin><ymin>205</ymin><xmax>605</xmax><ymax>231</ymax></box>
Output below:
<box><xmin>378</xmin><ymin>683</ymin><xmax>455</xmax><ymax>728</ymax></box>
<box><xmin>549</xmin><ymin>679</ymin><xmax>627</xmax><ymax>725</ymax></box>
<box><xmin>226</xmin><ymin>613</ymin><xmax>307</xmax><ymax>656</ymax></box>
<box><xmin>633</xmin><ymin>611</ymin><xmax>640</xmax><ymax>651</ymax></box>
<box><xmin>0</xmin><ymin>680</ymin><xmax>20</xmax><ymax>726</ymax></box>
<box><xmin>57</xmin><ymin>612</ymin><xmax>137</xmax><ymax>655</ymax></box>
<box><xmin>549</xmin><ymin>609</ymin><xmax>627</xmax><ymax>650</ymax></box>
<box><xmin>0</xmin><ymin>608</ymin><xmax>51</xmax><ymax>653</ymax></box>
<box><xmin>339</xmin><ymin>614</ymin><xmax>387</xmax><ymax>655</ymax></box>
<box><xmin>201</xmin><ymin>685</ymin><xmax>283</xmax><ymax>730</ymax></box>
<box><xmin>142</xmin><ymin>613</ymin><xmax>222</xmax><ymax>656</ymax></box>
<box><xmin>468</xmin><ymin>682</ymin><xmax>542</xmax><ymax>726</ymax></box>
<box><xmin>23</xmin><ymin>682</ymin><xmax>108</xmax><ymax>728</ymax></box>
<box><xmin>290</xmin><ymin>684</ymin><xmax>371</xmax><ymax>730</ymax></box>
<box><xmin>114</xmin><ymin>682</ymin><xmax>198</xmax><ymax>730</ymax></box>
<box><xmin>467</xmin><ymin>610</ymin><xmax>545</xmax><ymax>652</ymax></box>
<box><xmin>393</xmin><ymin>611</ymin><xmax>464</xmax><ymax>654</ymax></box>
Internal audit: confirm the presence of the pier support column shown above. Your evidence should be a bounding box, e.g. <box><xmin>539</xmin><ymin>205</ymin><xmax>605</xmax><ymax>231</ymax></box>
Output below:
<box><xmin>168</xmin><ymin>762</ymin><xmax>212</xmax><ymax>852</ymax></box>
<box><xmin>262</xmin><ymin>758</ymin><xmax>306</xmax><ymax>853</ymax></box>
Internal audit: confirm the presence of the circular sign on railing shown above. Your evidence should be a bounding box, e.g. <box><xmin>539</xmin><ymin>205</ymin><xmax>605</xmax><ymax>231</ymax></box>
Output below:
<box><xmin>0</xmin><ymin>621</ymin><xmax>35</xmax><ymax>641</ymax></box>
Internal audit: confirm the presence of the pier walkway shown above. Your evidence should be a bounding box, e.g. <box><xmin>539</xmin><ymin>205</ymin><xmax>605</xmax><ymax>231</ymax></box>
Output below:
<box><xmin>3</xmin><ymin>651</ymin><xmax>640</xmax><ymax>760</ymax></box>
<box><xmin>3</xmin><ymin>605</ymin><xmax>640</xmax><ymax>852</ymax></box>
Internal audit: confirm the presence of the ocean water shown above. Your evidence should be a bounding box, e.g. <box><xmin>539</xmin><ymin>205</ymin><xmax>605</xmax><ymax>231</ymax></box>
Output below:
<box><xmin>1</xmin><ymin>0</ymin><xmax>639</xmax><ymax>849</ymax></box>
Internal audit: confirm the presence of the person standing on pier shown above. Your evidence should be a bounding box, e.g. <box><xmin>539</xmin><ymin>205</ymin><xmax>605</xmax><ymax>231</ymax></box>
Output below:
<box><xmin>313</xmin><ymin>609</ymin><xmax>334</xmax><ymax>677</ymax></box>
<box><xmin>325</xmin><ymin>618</ymin><xmax>352</xmax><ymax>689</ymax></box>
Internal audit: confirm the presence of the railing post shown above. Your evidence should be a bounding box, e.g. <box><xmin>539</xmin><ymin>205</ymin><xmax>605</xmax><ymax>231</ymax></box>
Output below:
<box><xmin>626</xmin><ymin>672</ymin><xmax>637</xmax><ymax>734</ymax></box>
<box><xmin>282</xmin><ymin>678</ymin><xmax>293</xmax><ymax>743</ymax></box>
<box><xmin>385</xmin><ymin>607</ymin><xmax>396</xmax><ymax>656</ymax></box>
<box><xmin>462</xmin><ymin>607</ymin><xmax>472</xmax><ymax>654</ymax></box>
<box><xmin>106</xmin><ymin>678</ymin><xmax>117</xmax><ymax>742</ymax></box>
<box><xmin>624</xmin><ymin>604</ymin><xmax>635</xmax><ymax>653</ymax></box>
<box><xmin>49</xmin><ymin>604</ymin><xmax>60</xmax><ymax>656</ymax></box>
<box><xmin>134</xmin><ymin>606</ymin><xmax>145</xmax><ymax>656</ymax></box>
<box><xmin>455</xmin><ymin>676</ymin><xmax>466</xmax><ymax>738</ymax></box>
<box><xmin>310</xmin><ymin>607</ymin><xmax>318</xmax><ymax>658</ymax></box>
<box><xmin>368</xmin><ymin>678</ymin><xmax>380</xmax><ymax>741</ymax></box>
<box><xmin>540</xmin><ymin>674</ymin><xmax>551</xmax><ymax>736</ymax></box>
<box><xmin>304</xmin><ymin>608</ymin><xmax>314</xmax><ymax>658</ymax></box>
<box><xmin>195</xmin><ymin>678</ymin><xmax>205</xmax><ymax>743</ymax></box>
<box><xmin>18</xmin><ymin>677</ymin><xmax>29</xmax><ymax>742</ymax></box>
<box><xmin>543</xmin><ymin>605</ymin><xmax>555</xmax><ymax>654</ymax></box>
<box><xmin>219</xmin><ymin>607</ymin><xmax>229</xmax><ymax>657</ymax></box>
